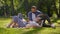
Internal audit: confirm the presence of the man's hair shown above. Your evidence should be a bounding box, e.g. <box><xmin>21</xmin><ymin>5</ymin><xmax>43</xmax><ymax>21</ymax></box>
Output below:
<box><xmin>31</xmin><ymin>6</ymin><xmax>37</xmax><ymax>9</ymax></box>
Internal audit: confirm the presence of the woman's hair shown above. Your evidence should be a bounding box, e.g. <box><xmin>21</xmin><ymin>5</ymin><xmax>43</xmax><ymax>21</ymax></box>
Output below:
<box><xmin>18</xmin><ymin>13</ymin><xmax>23</xmax><ymax>19</ymax></box>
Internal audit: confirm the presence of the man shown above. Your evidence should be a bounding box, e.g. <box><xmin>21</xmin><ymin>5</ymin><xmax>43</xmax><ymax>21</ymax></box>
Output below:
<box><xmin>28</xmin><ymin>6</ymin><xmax>55</xmax><ymax>28</ymax></box>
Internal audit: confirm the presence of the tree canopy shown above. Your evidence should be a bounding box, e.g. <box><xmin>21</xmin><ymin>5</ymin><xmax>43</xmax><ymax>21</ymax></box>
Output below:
<box><xmin>0</xmin><ymin>0</ymin><xmax>59</xmax><ymax>18</ymax></box>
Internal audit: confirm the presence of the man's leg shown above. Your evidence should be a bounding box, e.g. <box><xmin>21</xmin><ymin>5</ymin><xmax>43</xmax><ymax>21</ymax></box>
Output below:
<box><xmin>44</xmin><ymin>14</ymin><xmax>56</xmax><ymax>28</ymax></box>
<box><xmin>43</xmin><ymin>23</ymin><xmax>51</xmax><ymax>27</ymax></box>
<box><xmin>45</xmin><ymin>14</ymin><xmax>52</xmax><ymax>24</ymax></box>
<box><xmin>43</xmin><ymin>23</ymin><xmax>56</xmax><ymax>29</ymax></box>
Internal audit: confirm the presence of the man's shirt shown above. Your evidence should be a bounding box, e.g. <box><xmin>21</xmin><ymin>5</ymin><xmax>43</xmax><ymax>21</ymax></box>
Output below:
<box><xmin>28</xmin><ymin>10</ymin><xmax>42</xmax><ymax>21</ymax></box>
<box><xmin>32</xmin><ymin>13</ymin><xmax>36</xmax><ymax>21</ymax></box>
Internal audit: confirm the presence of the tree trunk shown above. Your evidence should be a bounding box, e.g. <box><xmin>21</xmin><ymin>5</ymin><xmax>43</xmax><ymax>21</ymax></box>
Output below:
<box><xmin>46</xmin><ymin>5</ymin><xmax>52</xmax><ymax>17</ymax></box>
<box><xmin>24</xmin><ymin>0</ymin><xmax>29</xmax><ymax>14</ymax></box>
<box><xmin>58</xmin><ymin>0</ymin><xmax>60</xmax><ymax>18</ymax></box>
<box><xmin>37</xmin><ymin>0</ymin><xmax>42</xmax><ymax>11</ymax></box>
<box><xmin>3</xmin><ymin>0</ymin><xmax>9</xmax><ymax>17</ymax></box>
<box><xmin>53</xmin><ymin>0</ymin><xmax>59</xmax><ymax>18</ymax></box>
<box><xmin>10</xmin><ymin>0</ymin><xmax>15</xmax><ymax>16</ymax></box>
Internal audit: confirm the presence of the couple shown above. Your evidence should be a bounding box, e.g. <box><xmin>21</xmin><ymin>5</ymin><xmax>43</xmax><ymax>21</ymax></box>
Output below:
<box><xmin>8</xmin><ymin>6</ymin><xmax>55</xmax><ymax>28</ymax></box>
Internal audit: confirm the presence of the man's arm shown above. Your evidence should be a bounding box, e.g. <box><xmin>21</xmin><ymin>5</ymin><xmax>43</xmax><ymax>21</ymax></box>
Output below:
<box><xmin>28</xmin><ymin>12</ymin><xmax>32</xmax><ymax>21</ymax></box>
<box><xmin>37</xmin><ymin>10</ymin><xmax>43</xmax><ymax>14</ymax></box>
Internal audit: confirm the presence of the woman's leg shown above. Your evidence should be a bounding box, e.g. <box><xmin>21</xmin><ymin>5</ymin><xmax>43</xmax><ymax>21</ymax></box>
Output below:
<box><xmin>7</xmin><ymin>21</ymin><xmax>14</xmax><ymax>28</ymax></box>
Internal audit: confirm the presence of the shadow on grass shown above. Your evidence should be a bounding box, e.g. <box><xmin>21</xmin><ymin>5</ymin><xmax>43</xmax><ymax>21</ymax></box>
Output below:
<box><xmin>0</xmin><ymin>28</ymin><xmax>7</xmax><ymax>32</ymax></box>
<box><xmin>0</xmin><ymin>28</ymin><xmax>17</xmax><ymax>34</ymax></box>
<box><xmin>0</xmin><ymin>28</ymin><xmax>9</xmax><ymax>34</ymax></box>
<box><xmin>22</xmin><ymin>28</ymin><xmax>44</xmax><ymax>34</ymax></box>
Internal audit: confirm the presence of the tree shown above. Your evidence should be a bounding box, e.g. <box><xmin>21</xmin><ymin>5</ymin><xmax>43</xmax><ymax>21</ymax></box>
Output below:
<box><xmin>59</xmin><ymin>1</ymin><xmax>60</xmax><ymax>18</ymax></box>
<box><xmin>0</xmin><ymin>0</ymin><xmax>9</xmax><ymax>17</ymax></box>
<box><xmin>52</xmin><ymin>0</ymin><xmax>59</xmax><ymax>18</ymax></box>
<box><xmin>24</xmin><ymin>0</ymin><xmax>29</xmax><ymax>16</ymax></box>
<box><xmin>10</xmin><ymin>0</ymin><xmax>15</xmax><ymax>16</ymax></box>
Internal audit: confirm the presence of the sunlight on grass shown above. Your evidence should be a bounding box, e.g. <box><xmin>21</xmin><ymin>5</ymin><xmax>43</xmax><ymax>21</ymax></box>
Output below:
<box><xmin>0</xmin><ymin>18</ymin><xmax>11</xmax><ymax>27</ymax></box>
<box><xmin>0</xmin><ymin>18</ymin><xmax>60</xmax><ymax>34</ymax></box>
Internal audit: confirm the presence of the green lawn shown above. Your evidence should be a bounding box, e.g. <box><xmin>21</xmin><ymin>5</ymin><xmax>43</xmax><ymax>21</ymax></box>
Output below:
<box><xmin>0</xmin><ymin>18</ymin><xmax>60</xmax><ymax>34</ymax></box>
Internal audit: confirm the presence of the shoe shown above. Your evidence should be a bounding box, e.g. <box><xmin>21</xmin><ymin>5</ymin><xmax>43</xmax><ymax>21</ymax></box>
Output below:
<box><xmin>51</xmin><ymin>24</ymin><xmax>56</xmax><ymax>29</ymax></box>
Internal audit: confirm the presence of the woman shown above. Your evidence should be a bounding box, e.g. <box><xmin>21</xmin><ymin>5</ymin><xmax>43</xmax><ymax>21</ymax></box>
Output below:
<box><xmin>7</xmin><ymin>13</ymin><xmax>27</xmax><ymax>28</ymax></box>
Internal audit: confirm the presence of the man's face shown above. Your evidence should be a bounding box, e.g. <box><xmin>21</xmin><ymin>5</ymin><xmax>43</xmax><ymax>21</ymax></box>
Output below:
<box><xmin>31</xmin><ymin>8</ymin><xmax>36</xmax><ymax>13</ymax></box>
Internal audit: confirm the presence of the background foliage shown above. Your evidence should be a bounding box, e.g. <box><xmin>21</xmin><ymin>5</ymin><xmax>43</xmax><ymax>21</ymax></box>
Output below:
<box><xmin>0</xmin><ymin>0</ymin><xmax>59</xmax><ymax>18</ymax></box>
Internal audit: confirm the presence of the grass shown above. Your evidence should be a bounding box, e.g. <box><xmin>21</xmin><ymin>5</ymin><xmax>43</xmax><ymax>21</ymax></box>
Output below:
<box><xmin>0</xmin><ymin>18</ymin><xmax>60</xmax><ymax>34</ymax></box>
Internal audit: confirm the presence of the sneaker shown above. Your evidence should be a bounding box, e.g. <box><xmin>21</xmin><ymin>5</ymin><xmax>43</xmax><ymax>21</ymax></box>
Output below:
<box><xmin>51</xmin><ymin>24</ymin><xmax>56</xmax><ymax>29</ymax></box>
